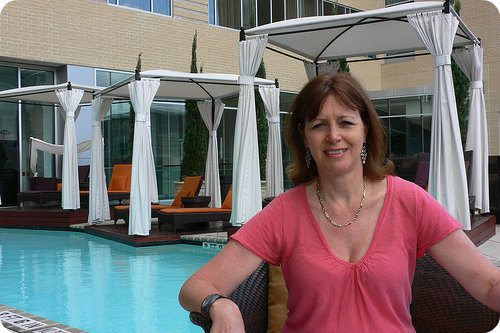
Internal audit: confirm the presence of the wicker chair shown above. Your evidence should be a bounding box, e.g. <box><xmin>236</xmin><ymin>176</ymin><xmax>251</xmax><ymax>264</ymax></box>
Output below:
<box><xmin>190</xmin><ymin>255</ymin><xmax>499</xmax><ymax>333</ymax></box>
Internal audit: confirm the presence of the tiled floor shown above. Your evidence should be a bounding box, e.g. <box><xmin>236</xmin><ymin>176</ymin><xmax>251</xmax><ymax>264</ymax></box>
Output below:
<box><xmin>478</xmin><ymin>224</ymin><xmax>500</xmax><ymax>267</ymax></box>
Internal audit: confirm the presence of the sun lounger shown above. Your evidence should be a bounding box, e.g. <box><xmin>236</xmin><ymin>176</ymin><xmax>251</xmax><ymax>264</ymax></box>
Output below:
<box><xmin>157</xmin><ymin>186</ymin><xmax>232</xmax><ymax>232</ymax></box>
<box><xmin>80</xmin><ymin>163</ymin><xmax>132</xmax><ymax>204</ymax></box>
<box><xmin>113</xmin><ymin>175</ymin><xmax>203</xmax><ymax>224</ymax></box>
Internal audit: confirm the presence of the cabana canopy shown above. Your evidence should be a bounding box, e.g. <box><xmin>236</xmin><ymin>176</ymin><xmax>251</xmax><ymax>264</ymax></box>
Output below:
<box><xmin>245</xmin><ymin>1</ymin><xmax>482</xmax><ymax>229</ymax></box>
<box><xmin>0</xmin><ymin>82</ymin><xmax>101</xmax><ymax>210</ymax></box>
<box><xmin>96</xmin><ymin>70</ymin><xmax>275</xmax><ymax>101</ymax></box>
<box><xmin>98</xmin><ymin>69</ymin><xmax>275</xmax><ymax>235</ymax></box>
<box><xmin>0</xmin><ymin>82</ymin><xmax>98</xmax><ymax>105</ymax></box>
<box><xmin>245</xmin><ymin>1</ymin><xmax>478</xmax><ymax>62</ymax></box>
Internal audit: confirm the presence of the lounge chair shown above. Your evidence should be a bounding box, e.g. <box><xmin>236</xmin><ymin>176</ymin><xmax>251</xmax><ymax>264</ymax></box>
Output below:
<box><xmin>80</xmin><ymin>163</ymin><xmax>132</xmax><ymax>204</ymax></box>
<box><xmin>156</xmin><ymin>186</ymin><xmax>232</xmax><ymax>232</ymax></box>
<box><xmin>189</xmin><ymin>255</ymin><xmax>500</xmax><ymax>333</ymax></box>
<box><xmin>113</xmin><ymin>175</ymin><xmax>203</xmax><ymax>225</ymax></box>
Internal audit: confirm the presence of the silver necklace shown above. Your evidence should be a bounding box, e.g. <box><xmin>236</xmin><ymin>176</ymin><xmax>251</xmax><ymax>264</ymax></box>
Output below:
<box><xmin>316</xmin><ymin>177</ymin><xmax>367</xmax><ymax>228</ymax></box>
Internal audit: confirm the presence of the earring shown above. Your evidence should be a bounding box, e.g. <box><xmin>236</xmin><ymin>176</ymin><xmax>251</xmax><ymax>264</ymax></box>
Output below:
<box><xmin>361</xmin><ymin>142</ymin><xmax>367</xmax><ymax>165</ymax></box>
<box><xmin>305</xmin><ymin>148</ymin><xmax>311</xmax><ymax>168</ymax></box>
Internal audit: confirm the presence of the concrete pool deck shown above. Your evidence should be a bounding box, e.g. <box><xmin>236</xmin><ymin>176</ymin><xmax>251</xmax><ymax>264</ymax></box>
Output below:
<box><xmin>0</xmin><ymin>304</ymin><xmax>87</xmax><ymax>333</ymax></box>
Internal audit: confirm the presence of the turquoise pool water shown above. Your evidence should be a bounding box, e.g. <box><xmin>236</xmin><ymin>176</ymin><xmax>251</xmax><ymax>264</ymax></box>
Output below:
<box><xmin>0</xmin><ymin>229</ymin><xmax>218</xmax><ymax>333</ymax></box>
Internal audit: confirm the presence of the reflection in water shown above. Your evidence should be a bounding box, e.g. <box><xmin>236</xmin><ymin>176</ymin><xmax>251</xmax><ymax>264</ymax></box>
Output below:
<box><xmin>0</xmin><ymin>229</ymin><xmax>218</xmax><ymax>333</ymax></box>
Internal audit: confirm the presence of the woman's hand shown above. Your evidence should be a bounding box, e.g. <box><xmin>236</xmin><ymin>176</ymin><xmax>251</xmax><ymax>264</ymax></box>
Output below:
<box><xmin>209</xmin><ymin>298</ymin><xmax>245</xmax><ymax>333</ymax></box>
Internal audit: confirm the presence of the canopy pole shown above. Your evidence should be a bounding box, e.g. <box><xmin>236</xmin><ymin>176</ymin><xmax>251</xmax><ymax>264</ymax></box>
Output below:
<box><xmin>134</xmin><ymin>69</ymin><xmax>141</xmax><ymax>81</ymax></box>
<box><xmin>443</xmin><ymin>0</ymin><xmax>450</xmax><ymax>13</ymax></box>
<box><xmin>211</xmin><ymin>97</ymin><xmax>216</xmax><ymax>128</ymax></box>
<box><xmin>67</xmin><ymin>82</ymin><xmax>72</xmax><ymax>90</ymax></box>
<box><xmin>274</xmin><ymin>78</ymin><xmax>279</xmax><ymax>88</ymax></box>
<box><xmin>240</xmin><ymin>27</ymin><xmax>246</xmax><ymax>41</ymax></box>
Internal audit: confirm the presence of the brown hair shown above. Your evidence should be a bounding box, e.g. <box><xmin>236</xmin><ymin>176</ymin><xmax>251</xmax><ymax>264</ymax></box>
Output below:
<box><xmin>286</xmin><ymin>73</ymin><xmax>394</xmax><ymax>185</ymax></box>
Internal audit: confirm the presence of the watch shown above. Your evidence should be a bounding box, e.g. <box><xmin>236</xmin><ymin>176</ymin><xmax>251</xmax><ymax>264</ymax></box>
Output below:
<box><xmin>201</xmin><ymin>293</ymin><xmax>227</xmax><ymax>317</ymax></box>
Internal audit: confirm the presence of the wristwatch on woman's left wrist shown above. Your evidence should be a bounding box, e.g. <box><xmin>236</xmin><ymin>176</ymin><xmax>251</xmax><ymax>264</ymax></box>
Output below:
<box><xmin>201</xmin><ymin>293</ymin><xmax>228</xmax><ymax>317</ymax></box>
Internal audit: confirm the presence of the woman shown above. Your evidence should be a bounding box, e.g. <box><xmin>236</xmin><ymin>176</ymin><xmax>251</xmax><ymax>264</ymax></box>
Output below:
<box><xmin>179</xmin><ymin>73</ymin><xmax>500</xmax><ymax>332</ymax></box>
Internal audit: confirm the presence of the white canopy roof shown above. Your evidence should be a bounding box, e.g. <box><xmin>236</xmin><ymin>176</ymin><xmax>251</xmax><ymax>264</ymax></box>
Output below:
<box><xmin>0</xmin><ymin>82</ymin><xmax>100</xmax><ymax>105</ymax></box>
<box><xmin>245</xmin><ymin>1</ymin><xmax>478</xmax><ymax>61</ymax></box>
<box><xmin>97</xmin><ymin>69</ymin><xmax>276</xmax><ymax>101</ymax></box>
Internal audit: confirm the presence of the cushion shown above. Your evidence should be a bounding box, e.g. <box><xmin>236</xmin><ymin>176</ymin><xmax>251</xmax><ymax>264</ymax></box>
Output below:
<box><xmin>31</xmin><ymin>177</ymin><xmax>58</xmax><ymax>191</ymax></box>
<box><xmin>109</xmin><ymin>175</ymin><xmax>128</xmax><ymax>191</ymax></box>
<box><xmin>221</xmin><ymin>186</ymin><xmax>232</xmax><ymax>209</ymax></box>
<box><xmin>267</xmin><ymin>265</ymin><xmax>288</xmax><ymax>333</ymax></box>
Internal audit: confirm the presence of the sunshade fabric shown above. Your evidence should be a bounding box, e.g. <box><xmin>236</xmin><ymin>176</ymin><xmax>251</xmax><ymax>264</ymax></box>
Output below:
<box><xmin>452</xmin><ymin>45</ymin><xmax>489</xmax><ymax>214</ymax></box>
<box><xmin>303</xmin><ymin>61</ymin><xmax>340</xmax><ymax>81</ymax></box>
<box><xmin>245</xmin><ymin>2</ymin><xmax>477</xmax><ymax>61</ymax></box>
<box><xmin>56</xmin><ymin>88</ymin><xmax>84</xmax><ymax>210</ymax></box>
<box><xmin>198</xmin><ymin>100</ymin><xmax>225</xmax><ymax>208</ymax></box>
<box><xmin>97</xmin><ymin>70</ymin><xmax>275</xmax><ymax>101</ymax></box>
<box><xmin>0</xmin><ymin>82</ymin><xmax>99</xmax><ymax>105</ymax></box>
<box><xmin>128</xmin><ymin>78</ymin><xmax>160</xmax><ymax>236</ymax></box>
<box><xmin>88</xmin><ymin>96</ymin><xmax>113</xmax><ymax>224</ymax></box>
<box><xmin>408</xmin><ymin>12</ymin><xmax>470</xmax><ymax>229</ymax></box>
<box><xmin>29</xmin><ymin>137</ymin><xmax>91</xmax><ymax>175</ymax></box>
<box><xmin>231</xmin><ymin>35</ymin><xmax>268</xmax><ymax>226</ymax></box>
<box><xmin>258</xmin><ymin>85</ymin><xmax>284</xmax><ymax>197</ymax></box>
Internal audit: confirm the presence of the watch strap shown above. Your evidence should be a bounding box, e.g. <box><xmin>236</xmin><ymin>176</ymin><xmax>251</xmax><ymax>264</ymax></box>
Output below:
<box><xmin>201</xmin><ymin>293</ymin><xmax>227</xmax><ymax>317</ymax></box>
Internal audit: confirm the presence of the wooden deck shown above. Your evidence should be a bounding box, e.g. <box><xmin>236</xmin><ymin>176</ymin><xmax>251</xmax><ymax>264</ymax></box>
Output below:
<box><xmin>0</xmin><ymin>204</ymin><xmax>89</xmax><ymax>228</ymax></box>
<box><xmin>0</xmin><ymin>204</ymin><xmax>496</xmax><ymax>247</ymax></box>
<box><xmin>85</xmin><ymin>221</ymin><xmax>230</xmax><ymax>247</ymax></box>
<box><xmin>464</xmin><ymin>214</ymin><xmax>497</xmax><ymax>247</ymax></box>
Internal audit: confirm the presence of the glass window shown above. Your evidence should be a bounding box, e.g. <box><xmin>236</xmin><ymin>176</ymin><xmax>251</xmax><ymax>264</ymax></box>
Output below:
<box><xmin>257</xmin><ymin>0</ymin><xmax>271</xmax><ymax>26</ymax></box>
<box><xmin>375</xmin><ymin>95</ymin><xmax>432</xmax><ymax>159</ymax></box>
<box><xmin>96</xmin><ymin>69</ymin><xmax>131</xmax><ymax>87</ymax></box>
<box><xmin>299</xmin><ymin>0</ymin><xmax>317</xmax><ymax>17</ymax></box>
<box><xmin>272</xmin><ymin>0</ymin><xmax>284</xmax><ymax>22</ymax></box>
<box><xmin>285</xmin><ymin>0</ymin><xmax>297</xmax><ymax>19</ymax></box>
<box><xmin>109</xmin><ymin>0</ymin><xmax>171</xmax><ymax>16</ymax></box>
<box><xmin>217</xmin><ymin>0</ymin><xmax>241</xmax><ymax>29</ymax></box>
<box><xmin>385</xmin><ymin>0</ymin><xmax>413</xmax><ymax>7</ymax></box>
<box><xmin>241</xmin><ymin>0</ymin><xmax>255</xmax><ymax>29</ymax></box>
<box><xmin>20</xmin><ymin>69</ymin><xmax>54</xmax><ymax>87</ymax></box>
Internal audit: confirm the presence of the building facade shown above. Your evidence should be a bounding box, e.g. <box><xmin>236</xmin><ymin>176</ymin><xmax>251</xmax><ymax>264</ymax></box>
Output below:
<box><xmin>0</xmin><ymin>0</ymin><xmax>498</xmax><ymax>205</ymax></box>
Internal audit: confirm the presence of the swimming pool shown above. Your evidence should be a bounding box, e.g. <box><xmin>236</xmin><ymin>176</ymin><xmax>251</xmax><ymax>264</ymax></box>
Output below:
<box><xmin>0</xmin><ymin>228</ymin><xmax>218</xmax><ymax>333</ymax></box>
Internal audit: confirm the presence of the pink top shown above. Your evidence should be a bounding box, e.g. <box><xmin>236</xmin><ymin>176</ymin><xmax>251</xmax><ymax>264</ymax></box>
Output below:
<box><xmin>231</xmin><ymin>176</ymin><xmax>462</xmax><ymax>333</ymax></box>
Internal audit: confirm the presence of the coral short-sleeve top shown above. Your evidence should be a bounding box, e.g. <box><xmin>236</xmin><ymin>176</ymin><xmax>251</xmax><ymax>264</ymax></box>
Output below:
<box><xmin>231</xmin><ymin>176</ymin><xmax>461</xmax><ymax>333</ymax></box>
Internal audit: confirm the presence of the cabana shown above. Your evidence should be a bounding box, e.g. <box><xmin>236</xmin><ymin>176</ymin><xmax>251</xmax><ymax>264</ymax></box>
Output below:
<box><xmin>244</xmin><ymin>0</ymin><xmax>485</xmax><ymax>229</ymax></box>
<box><xmin>0</xmin><ymin>82</ymin><xmax>100</xmax><ymax>210</ymax></box>
<box><xmin>96</xmin><ymin>69</ymin><xmax>276</xmax><ymax>235</ymax></box>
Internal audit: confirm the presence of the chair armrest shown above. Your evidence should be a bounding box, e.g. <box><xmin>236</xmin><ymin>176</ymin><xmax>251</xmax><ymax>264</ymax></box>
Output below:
<box><xmin>189</xmin><ymin>262</ymin><xmax>269</xmax><ymax>333</ymax></box>
<box><xmin>411</xmin><ymin>254</ymin><xmax>499</xmax><ymax>333</ymax></box>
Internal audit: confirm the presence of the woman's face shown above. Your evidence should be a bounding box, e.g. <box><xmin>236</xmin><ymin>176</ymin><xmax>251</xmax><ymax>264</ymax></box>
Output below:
<box><xmin>303</xmin><ymin>94</ymin><xmax>366</xmax><ymax>178</ymax></box>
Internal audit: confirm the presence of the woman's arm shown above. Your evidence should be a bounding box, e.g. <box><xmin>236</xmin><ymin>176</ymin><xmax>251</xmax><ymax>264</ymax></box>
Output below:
<box><xmin>179</xmin><ymin>240</ymin><xmax>264</xmax><ymax>332</ymax></box>
<box><xmin>429</xmin><ymin>229</ymin><xmax>500</xmax><ymax>312</ymax></box>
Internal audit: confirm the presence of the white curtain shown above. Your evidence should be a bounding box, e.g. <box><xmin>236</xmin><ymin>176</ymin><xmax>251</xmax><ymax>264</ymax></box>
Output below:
<box><xmin>128</xmin><ymin>78</ymin><xmax>160</xmax><ymax>236</ymax></box>
<box><xmin>258</xmin><ymin>85</ymin><xmax>284</xmax><ymax>198</ymax></box>
<box><xmin>303</xmin><ymin>60</ymin><xmax>340</xmax><ymax>80</ymax></box>
<box><xmin>408</xmin><ymin>12</ymin><xmax>471</xmax><ymax>229</ymax></box>
<box><xmin>452</xmin><ymin>45</ymin><xmax>489</xmax><ymax>214</ymax></box>
<box><xmin>56</xmin><ymin>88</ymin><xmax>85</xmax><ymax>210</ymax></box>
<box><xmin>88</xmin><ymin>96</ymin><xmax>113</xmax><ymax>224</ymax></box>
<box><xmin>29</xmin><ymin>137</ymin><xmax>91</xmax><ymax>175</ymax></box>
<box><xmin>231</xmin><ymin>35</ymin><xmax>268</xmax><ymax>226</ymax></box>
<box><xmin>198</xmin><ymin>100</ymin><xmax>225</xmax><ymax>208</ymax></box>
<box><xmin>59</xmin><ymin>106</ymin><xmax>82</xmax><ymax>121</ymax></box>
